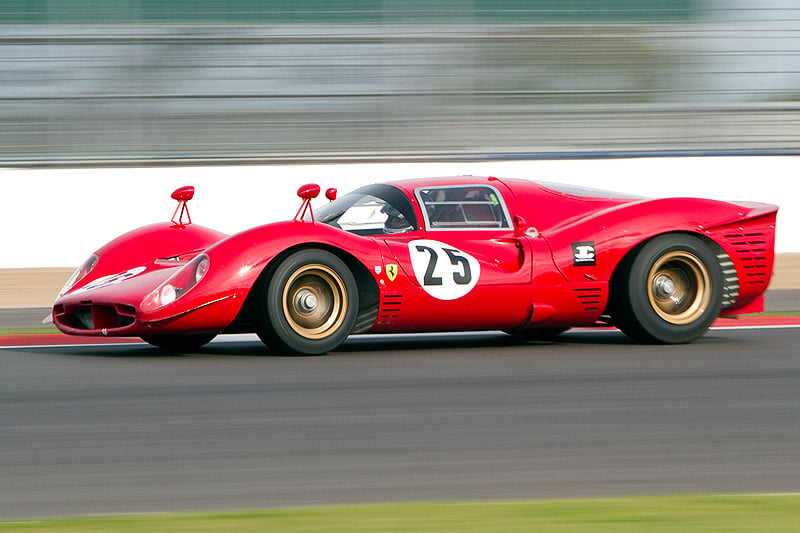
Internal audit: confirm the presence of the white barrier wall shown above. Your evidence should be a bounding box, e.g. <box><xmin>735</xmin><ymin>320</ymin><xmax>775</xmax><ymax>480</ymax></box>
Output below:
<box><xmin>1</xmin><ymin>156</ymin><xmax>796</xmax><ymax>268</ymax></box>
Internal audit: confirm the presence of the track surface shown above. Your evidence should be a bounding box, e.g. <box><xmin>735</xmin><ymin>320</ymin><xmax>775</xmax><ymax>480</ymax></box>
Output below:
<box><xmin>2</xmin><ymin>328</ymin><xmax>799</xmax><ymax>519</ymax></box>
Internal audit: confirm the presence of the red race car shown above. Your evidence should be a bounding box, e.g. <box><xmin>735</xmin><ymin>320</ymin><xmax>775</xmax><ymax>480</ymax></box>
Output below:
<box><xmin>51</xmin><ymin>176</ymin><xmax>778</xmax><ymax>354</ymax></box>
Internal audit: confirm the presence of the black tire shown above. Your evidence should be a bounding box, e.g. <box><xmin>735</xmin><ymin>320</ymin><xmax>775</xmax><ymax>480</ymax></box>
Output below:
<box><xmin>613</xmin><ymin>234</ymin><xmax>722</xmax><ymax>344</ymax></box>
<box><xmin>504</xmin><ymin>327</ymin><xmax>569</xmax><ymax>340</ymax></box>
<box><xmin>255</xmin><ymin>249</ymin><xmax>358</xmax><ymax>355</ymax></box>
<box><xmin>141</xmin><ymin>333</ymin><xmax>217</xmax><ymax>352</ymax></box>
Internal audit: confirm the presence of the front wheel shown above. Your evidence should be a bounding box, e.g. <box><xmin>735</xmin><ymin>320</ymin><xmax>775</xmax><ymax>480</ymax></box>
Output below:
<box><xmin>255</xmin><ymin>249</ymin><xmax>358</xmax><ymax>355</ymax></box>
<box><xmin>613</xmin><ymin>234</ymin><xmax>722</xmax><ymax>344</ymax></box>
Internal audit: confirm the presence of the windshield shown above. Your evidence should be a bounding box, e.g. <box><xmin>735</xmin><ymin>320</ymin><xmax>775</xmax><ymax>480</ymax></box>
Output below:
<box><xmin>313</xmin><ymin>183</ymin><xmax>418</xmax><ymax>236</ymax></box>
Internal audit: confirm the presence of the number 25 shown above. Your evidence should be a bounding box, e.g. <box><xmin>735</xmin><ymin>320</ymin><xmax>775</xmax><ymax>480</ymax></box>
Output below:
<box><xmin>415</xmin><ymin>245</ymin><xmax>472</xmax><ymax>286</ymax></box>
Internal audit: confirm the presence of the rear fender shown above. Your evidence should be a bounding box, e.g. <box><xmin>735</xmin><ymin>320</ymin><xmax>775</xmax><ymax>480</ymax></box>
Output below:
<box><xmin>543</xmin><ymin>197</ymin><xmax>776</xmax><ymax>285</ymax></box>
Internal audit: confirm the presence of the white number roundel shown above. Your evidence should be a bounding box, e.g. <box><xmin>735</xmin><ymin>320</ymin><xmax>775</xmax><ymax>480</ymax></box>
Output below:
<box><xmin>72</xmin><ymin>266</ymin><xmax>146</xmax><ymax>294</ymax></box>
<box><xmin>408</xmin><ymin>240</ymin><xmax>480</xmax><ymax>300</ymax></box>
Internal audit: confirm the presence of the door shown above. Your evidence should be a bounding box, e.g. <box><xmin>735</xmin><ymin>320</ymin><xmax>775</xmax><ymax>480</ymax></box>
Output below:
<box><xmin>381</xmin><ymin>183</ymin><xmax>533</xmax><ymax>331</ymax></box>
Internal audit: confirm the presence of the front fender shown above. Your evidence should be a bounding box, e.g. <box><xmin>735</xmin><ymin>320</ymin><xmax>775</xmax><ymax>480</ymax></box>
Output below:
<box><xmin>65</xmin><ymin>222</ymin><xmax>228</xmax><ymax>295</ymax></box>
<box><xmin>139</xmin><ymin>220</ymin><xmax>384</xmax><ymax>327</ymax></box>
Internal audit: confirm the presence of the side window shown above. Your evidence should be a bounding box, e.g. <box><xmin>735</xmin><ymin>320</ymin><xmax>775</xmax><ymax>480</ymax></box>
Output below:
<box><xmin>416</xmin><ymin>185</ymin><xmax>511</xmax><ymax>230</ymax></box>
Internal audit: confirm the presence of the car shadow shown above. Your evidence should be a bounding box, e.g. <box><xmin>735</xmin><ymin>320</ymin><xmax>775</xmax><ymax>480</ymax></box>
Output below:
<box><xmin>26</xmin><ymin>327</ymin><xmax>744</xmax><ymax>358</ymax></box>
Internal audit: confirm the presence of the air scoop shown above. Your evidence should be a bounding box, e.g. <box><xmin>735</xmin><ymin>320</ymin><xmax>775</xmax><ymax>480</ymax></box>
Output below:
<box><xmin>171</xmin><ymin>185</ymin><xmax>194</xmax><ymax>226</ymax></box>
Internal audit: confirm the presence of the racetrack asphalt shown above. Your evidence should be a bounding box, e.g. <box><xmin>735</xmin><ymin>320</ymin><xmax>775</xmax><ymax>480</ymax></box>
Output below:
<box><xmin>1</xmin><ymin>326</ymin><xmax>799</xmax><ymax>519</ymax></box>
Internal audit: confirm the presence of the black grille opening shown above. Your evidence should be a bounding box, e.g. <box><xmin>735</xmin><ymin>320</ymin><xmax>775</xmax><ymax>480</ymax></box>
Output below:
<box><xmin>61</xmin><ymin>304</ymin><xmax>136</xmax><ymax>330</ymax></box>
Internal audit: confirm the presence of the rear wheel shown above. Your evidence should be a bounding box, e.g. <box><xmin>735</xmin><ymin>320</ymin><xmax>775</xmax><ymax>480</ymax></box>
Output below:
<box><xmin>613</xmin><ymin>234</ymin><xmax>722</xmax><ymax>344</ymax></box>
<box><xmin>255</xmin><ymin>249</ymin><xmax>358</xmax><ymax>355</ymax></box>
<box><xmin>141</xmin><ymin>333</ymin><xmax>216</xmax><ymax>352</ymax></box>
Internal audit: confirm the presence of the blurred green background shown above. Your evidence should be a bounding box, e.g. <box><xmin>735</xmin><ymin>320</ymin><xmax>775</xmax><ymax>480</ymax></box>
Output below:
<box><xmin>2</xmin><ymin>0</ymin><xmax>798</xmax><ymax>164</ymax></box>
<box><xmin>3</xmin><ymin>1</ymin><xmax>695</xmax><ymax>23</ymax></box>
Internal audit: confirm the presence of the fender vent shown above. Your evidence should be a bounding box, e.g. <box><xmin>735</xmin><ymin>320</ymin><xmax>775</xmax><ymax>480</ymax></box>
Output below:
<box><xmin>574</xmin><ymin>286</ymin><xmax>603</xmax><ymax>312</ymax></box>
<box><xmin>724</xmin><ymin>232</ymin><xmax>769</xmax><ymax>286</ymax></box>
<box><xmin>376</xmin><ymin>294</ymin><xmax>403</xmax><ymax>326</ymax></box>
<box><xmin>717</xmin><ymin>252</ymin><xmax>739</xmax><ymax>308</ymax></box>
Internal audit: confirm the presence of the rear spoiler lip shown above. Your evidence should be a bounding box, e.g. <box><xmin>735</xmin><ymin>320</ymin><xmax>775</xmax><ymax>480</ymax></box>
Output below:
<box><xmin>726</xmin><ymin>201</ymin><xmax>779</xmax><ymax>218</ymax></box>
<box><xmin>701</xmin><ymin>202</ymin><xmax>779</xmax><ymax>231</ymax></box>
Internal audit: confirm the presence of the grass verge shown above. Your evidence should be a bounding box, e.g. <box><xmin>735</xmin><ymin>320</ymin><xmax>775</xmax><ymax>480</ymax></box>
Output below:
<box><xmin>2</xmin><ymin>495</ymin><xmax>800</xmax><ymax>532</ymax></box>
<box><xmin>0</xmin><ymin>328</ymin><xmax>59</xmax><ymax>335</ymax></box>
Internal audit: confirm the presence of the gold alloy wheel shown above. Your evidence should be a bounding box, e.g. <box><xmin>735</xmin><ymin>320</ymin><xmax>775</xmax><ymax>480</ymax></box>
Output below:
<box><xmin>647</xmin><ymin>251</ymin><xmax>712</xmax><ymax>325</ymax></box>
<box><xmin>282</xmin><ymin>264</ymin><xmax>348</xmax><ymax>339</ymax></box>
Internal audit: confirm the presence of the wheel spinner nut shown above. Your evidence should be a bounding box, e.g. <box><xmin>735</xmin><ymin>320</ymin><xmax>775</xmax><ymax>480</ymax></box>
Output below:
<box><xmin>653</xmin><ymin>275</ymin><xmax>675</xmax><ymax>298</ymax></box>
<box><xmin>296</xmin><ymin>289</ymin><xmax>318</xmax><ymax>312</ymax></box>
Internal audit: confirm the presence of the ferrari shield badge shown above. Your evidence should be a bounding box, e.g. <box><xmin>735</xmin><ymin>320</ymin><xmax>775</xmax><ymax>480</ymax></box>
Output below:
<box><xmin>386</xmin><ymin>264</ymin><xmax>399</xmax><ymax>282</ymax></box>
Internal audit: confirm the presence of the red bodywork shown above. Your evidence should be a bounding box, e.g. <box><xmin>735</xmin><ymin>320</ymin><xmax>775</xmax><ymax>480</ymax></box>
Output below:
<box><xmin>52</xmin><ymin>176</ymin><xmax>778</xmax><ymax>341</ymax></box>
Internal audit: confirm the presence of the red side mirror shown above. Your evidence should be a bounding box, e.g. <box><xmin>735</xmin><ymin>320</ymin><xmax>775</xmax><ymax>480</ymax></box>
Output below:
<box><xmin>294</xmin><ymin>184</ymin><xmax>321</xmax><ymax>222</ymax></box>
<box><xmin>325</xmin><ymin>188</ymin><xmax>337</xmax><ymax>201</ymax></box>
<box><xmin>171</xmin><ymin>186</ymin><xmax>195</xmax><ymax>202</ymax></box>
<box><xmin>170</xmin><ymin>186</ymin><xmax>194</xmax><ymax>226</ymax></box>
<box><xmin>297</xmin><ymin>183</ymin><xmax>321</xmax><ymax>200</ymax></box>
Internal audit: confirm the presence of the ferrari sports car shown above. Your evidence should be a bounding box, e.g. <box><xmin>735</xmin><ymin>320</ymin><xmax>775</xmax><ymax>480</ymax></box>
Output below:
<box><xmin>51</xmin><ymin>176</ymin><xmax>778</xmax><ymax>354</ymax></box>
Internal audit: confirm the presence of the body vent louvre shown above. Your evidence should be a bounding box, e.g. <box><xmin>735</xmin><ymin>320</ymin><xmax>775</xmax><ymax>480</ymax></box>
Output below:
<box><xmin>574</xmin><ymin>286</ymin><xmax>603</xmax><ymax>312</ymax></box>
<box><xmin>376</xmin><ymin>294</ymin><xmax>403</xmax><ymax>326</ymax></box>
<box><xmin>724</xmin><ymin>232</ymin><xmax>769</xmax><ymax>286</ymax></box>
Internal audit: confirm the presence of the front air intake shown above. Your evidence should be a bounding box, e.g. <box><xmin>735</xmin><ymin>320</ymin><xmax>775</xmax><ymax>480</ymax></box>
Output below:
<box><xmin>58</xmin><ymin>304</ymin><xmax>136</xmax><ymax>331</ymax></box>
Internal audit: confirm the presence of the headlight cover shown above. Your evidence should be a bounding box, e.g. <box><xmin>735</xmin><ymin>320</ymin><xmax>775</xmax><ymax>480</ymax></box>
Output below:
<box><xmin>59</xmin><ymin>254</ymin><xmax>98</xmax><ymax>296</ymax></box>
<box><xmin>141</xmin><ymin>254</ymin><xmax>209</xmax><ymax>313</ymax></box>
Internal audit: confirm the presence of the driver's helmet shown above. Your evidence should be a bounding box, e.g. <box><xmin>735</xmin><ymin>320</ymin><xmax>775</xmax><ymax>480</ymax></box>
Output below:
<box><xmin>382</xmin><ymin>204</ymin><xmax>412</xmax><ymax>234</ymax></box>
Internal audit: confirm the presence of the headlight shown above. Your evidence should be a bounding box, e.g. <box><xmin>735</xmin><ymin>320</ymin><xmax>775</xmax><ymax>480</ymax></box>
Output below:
<box><xmin>194</xmin><ymin>255</ymin><xmax>210</xmax><ymax>284</ymax></box>
<box><xmin>59</xmin><ymin>254</ymin><xmax>98</xmax><ymax>296</ymax></box>
<box><xmin>141</xmin><ymin>254</ymin><xmax>209</xmax><ymax>313</ymax></box>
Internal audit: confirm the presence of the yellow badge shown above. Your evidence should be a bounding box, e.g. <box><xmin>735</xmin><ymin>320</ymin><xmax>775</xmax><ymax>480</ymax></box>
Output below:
<box><xmin>386</xmin><ymin>264</ymin><xmax>398</xmax><ymax>282</ymax></box>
